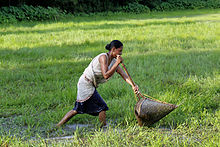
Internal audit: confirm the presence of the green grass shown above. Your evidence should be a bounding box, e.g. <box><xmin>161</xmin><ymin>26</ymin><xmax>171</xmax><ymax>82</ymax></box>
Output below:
<box><xmin>0</xmin><ymin>9</ymin><xmax>220</xmax><ymax>146</ymax></box>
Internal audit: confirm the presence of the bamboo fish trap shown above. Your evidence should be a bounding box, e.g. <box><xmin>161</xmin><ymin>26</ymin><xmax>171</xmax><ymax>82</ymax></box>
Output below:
<box><xmin>121</xmin><ymin>63</ymin><xmax>178</xmax><ymax>126</ymax></box>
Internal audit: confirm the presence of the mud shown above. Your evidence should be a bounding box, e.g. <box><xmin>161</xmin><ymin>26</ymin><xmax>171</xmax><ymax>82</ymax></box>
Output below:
<box><xmin>0</xmin><ymin>116</ymin><xmax>201</xmax><ymax>144</ymax></box>
<box><xmin>65</xmin><ymin>124</ymin><xmax>92</xmax><ymax>130</ymax></box>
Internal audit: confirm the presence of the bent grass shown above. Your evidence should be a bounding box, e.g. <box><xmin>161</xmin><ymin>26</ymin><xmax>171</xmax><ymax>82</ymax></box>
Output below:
<box><xmin>0</xmin><ymin>9</ymin><xmax>220</xmax><ymax>146</ymax></box>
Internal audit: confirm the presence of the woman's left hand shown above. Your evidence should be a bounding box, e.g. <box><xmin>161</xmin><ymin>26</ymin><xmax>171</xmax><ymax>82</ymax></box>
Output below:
<box><xmin>132</xmin><ymin>84</ymin><xmax>139</xmax><ymax>94</ymax></box>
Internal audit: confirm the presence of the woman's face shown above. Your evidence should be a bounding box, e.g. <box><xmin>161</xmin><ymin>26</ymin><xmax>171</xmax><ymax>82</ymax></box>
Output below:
<box><xmin>112</xmin><ymin>46</ymin><xmax>123</xmax><ymax>58</ymax></box>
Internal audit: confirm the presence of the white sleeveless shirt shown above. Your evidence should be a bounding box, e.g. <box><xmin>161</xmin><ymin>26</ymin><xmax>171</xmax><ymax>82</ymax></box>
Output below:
<box><xmin>76</xmin><ymin>53</ymin><xmax>117</xmax><ymax>102</ymax></box>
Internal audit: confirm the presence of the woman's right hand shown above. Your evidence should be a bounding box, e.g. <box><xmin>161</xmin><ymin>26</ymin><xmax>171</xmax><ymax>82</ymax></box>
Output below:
<box><xmin>132</xmin><ymin>84</ymin><xmax>139</xmax><ymax>95</ymax></box>
<box><xmin>116</xmin><ymin>55</ymin><xmax>123</xmax><ymax>64</ymax></box>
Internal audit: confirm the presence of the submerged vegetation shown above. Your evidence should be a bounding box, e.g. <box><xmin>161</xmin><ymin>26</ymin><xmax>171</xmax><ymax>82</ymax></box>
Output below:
<box><xmin>0</xmin><ymin>9</ymin><xmax>219</xmax><ymax>146</ymax></box>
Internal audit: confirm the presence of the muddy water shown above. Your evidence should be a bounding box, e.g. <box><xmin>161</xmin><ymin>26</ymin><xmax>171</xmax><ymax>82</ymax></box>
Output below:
<box><xmin>66</xmin><ymin>124</ymin><xmax>92</xmax><ymax>130</ymax></box>
<box><xmin>0</xmin><ymin>115</ymin><xmax>93</xmax><ymax>140</ymax></box>
<box><xmin>44</xmin><ymin>124</ymin><xmax>93</xmax><ymax>141</ymax></box>
<box><xmin>0</xmin><ymin>116</ymin><xmax>201</xmax><ymax>144</ymax></box>
<box><xmin>0</xmin><ymin>114</ymin><xmax>115</xmax><ymax>140</ymax></box>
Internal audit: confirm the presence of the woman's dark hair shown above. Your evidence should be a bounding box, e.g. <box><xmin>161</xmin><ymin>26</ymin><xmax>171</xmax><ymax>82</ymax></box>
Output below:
<box><xmin>105</xmin><ymin>40</ymin><xmax>123</xmax><ymax>51</ymax></box>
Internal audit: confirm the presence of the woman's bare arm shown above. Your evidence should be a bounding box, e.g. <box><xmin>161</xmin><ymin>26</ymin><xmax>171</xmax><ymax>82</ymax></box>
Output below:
<box><xmin>116</xmin><ymin>66</ymin><xmax>133</xmax><ymax>86</ymax></box>
<box><xmin>99</xmin><ymin>55</ymin><xmax>122</xmax><ymax>79</ymax></box>
<box><xmin>116</xmin><ymin>66</ymin><xmax>139</xmax><ymax>93</ymax></box>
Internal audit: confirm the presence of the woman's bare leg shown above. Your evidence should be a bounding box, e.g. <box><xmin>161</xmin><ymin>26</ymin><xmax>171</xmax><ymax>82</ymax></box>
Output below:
<box><xmin>56</xmin><ymin>110</ymin><xmax>77</xmax><ymax>127</ymax></box>
<box><xmin>99</xmin><ymin>111</ymin><xmax>107</xmax><ymax>127</ymax></box>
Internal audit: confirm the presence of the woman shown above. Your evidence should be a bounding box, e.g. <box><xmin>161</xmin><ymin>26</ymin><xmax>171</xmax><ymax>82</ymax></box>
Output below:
<box><xmin>57</xmin><ymin>40</ymin><xmax>139</xmax><ymax>127</ymax></box>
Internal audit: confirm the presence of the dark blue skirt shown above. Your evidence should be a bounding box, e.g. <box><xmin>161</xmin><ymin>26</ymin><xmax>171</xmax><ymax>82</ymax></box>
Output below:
<box><xmin>73</xmin><ymin>89</ymin><xmax>109</xmax><ymax>116</ymax></box>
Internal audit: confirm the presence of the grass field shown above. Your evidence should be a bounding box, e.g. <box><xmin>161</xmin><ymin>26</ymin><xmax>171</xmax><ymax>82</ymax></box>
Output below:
<box><xmin>0</xmin><ymin>9</ymin><xmax>220</xmax><ymax>146</ymax></box>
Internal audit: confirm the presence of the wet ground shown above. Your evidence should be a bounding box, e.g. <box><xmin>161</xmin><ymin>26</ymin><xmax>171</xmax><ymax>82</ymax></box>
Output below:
<box><xmin>0</xmin><ymin>115</ymin><xmax>113</xmax><ymax>140</ymax></box>
<box><xmin>0</xmin><ymin>116</ymin><xmax>202</xmax><ymax>145</ymax></box>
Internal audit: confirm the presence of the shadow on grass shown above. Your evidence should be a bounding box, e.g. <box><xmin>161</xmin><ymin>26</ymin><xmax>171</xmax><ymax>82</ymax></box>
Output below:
<box><xmin>0</xmin><ymin>20</ymin><xmax>199</xmax><ymax>35</ymax></box>
<box><xmin>124</xmin><ymin>49</ymin><xmax>219</xmax><ymax>82</ymax></box>
<box><xmin>0</xmin><ymin>34</ymin><xmax>218</xmax><ymax>65</ymax></box>
<box><xmin>0</xmin><ymin>41</ymin><xmax>104</xmax><ymax>64</ymax></box>
<box><xmin>1</xmin><ymin>9</ymin><xmax>220</xmax><ymax>35</ymax></box>
<box><xmin>0</xmin><ymin>37</ymin><xmax>218</xmax><ymax>84</ymax></box>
